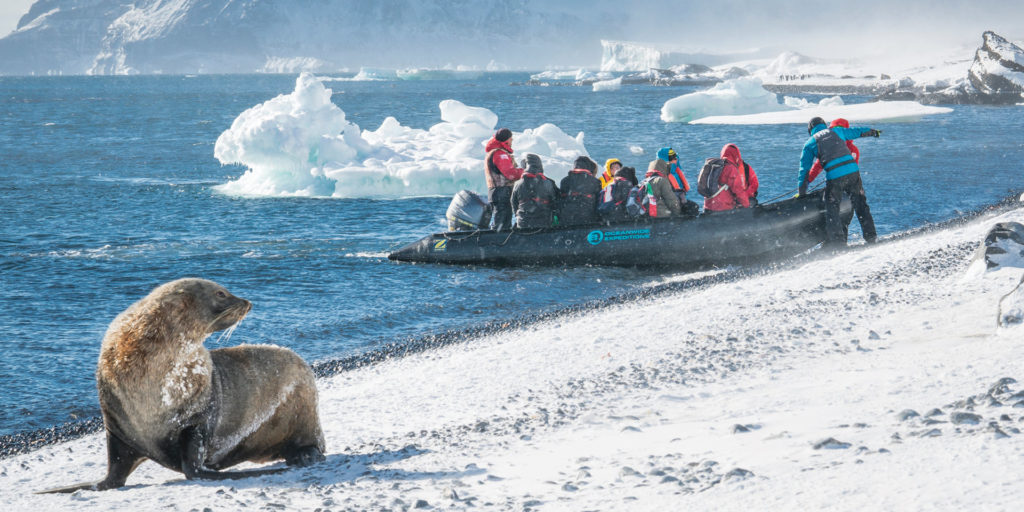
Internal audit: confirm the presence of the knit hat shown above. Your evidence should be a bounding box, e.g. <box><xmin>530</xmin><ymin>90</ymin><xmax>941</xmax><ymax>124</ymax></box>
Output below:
<box><xmin>495</xmin><ymin>127</ymin><xmax>513</xmax><ymax>142</ymax></box>
<box><xmin>807</xmin><ymin>117</ymin><xmax>826</xmax><ymax>135</ymax></box>
<box><xmin>648</xmin><ymin>158</ymin><xmax>669</xmax><ymax>174</ymax></box>
<box><xmin>573</xmin><ymin>156</ymin><xmax>597</xmax><ymax>173</ymax></box>
<box><xmin>656</xmin><ymin>147</ymin><xmax>678</xmax><ymax>162</ymax></box>
<box><xmin>522</xmin><ymin>153</ymin><xmax>544</xmax><ymax>173</ymax></box>
<box><xmin>616</xmin><ymin>166</ymin><xmax>638</xmax><ymax>186</ymax></box>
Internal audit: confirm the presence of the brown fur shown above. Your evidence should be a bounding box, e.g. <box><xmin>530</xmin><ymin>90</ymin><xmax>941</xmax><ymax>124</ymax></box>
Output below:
<box><xmin>43</xmin><ymin>278</ymin><xmax>325</xmax><ymax>493</ymax></box>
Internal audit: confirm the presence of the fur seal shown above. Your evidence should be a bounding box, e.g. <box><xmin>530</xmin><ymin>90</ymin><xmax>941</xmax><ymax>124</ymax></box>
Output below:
<box><xmin>40</xmin><ymin>278</ymin><xmax>325</xmax><ymax>493</ymax></box>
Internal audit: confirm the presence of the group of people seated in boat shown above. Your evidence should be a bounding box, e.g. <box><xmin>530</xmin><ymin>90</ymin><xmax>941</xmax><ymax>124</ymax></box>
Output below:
<box><xmin>483</xmin><ymin>127</ymin><xmax>759</xmax><ymax>230</ymax></box>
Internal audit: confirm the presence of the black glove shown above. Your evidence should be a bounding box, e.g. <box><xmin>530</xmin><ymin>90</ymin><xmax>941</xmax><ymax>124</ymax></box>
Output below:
<box><xmin>797</xmin><ymin>183</ymin><xmax>808</xmax><ymax>198</ymax></box>
<box><xmin>866</xmin><ymin>129</ymin><xmax>882</xmax><ymax>138</ymax></box>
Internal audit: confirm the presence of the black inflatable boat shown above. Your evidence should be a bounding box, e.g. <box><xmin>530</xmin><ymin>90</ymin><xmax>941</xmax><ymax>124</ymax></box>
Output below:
<box><xmin>388</xmin><ymin>193</ymin><xmax>851</xmax><ymax>268</ymax></box>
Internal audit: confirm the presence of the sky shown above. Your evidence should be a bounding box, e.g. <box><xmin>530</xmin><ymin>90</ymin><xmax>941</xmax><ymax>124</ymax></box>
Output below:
<box><xmin>0</xmin><ymin>0</ymin><xmax>1021</xmax><ymax>69</ymax></box>
<box><xmin>0</xmin><ymin>0</ymin><xmax>33</xmax><ymax>35</ymax></box>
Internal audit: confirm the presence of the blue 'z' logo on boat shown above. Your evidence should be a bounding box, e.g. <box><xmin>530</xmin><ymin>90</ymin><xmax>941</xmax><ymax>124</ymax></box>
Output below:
<box><xmin>587</xmin><ymin>230</ymin><xmax>604</xmax><ymax>245</ymax></box>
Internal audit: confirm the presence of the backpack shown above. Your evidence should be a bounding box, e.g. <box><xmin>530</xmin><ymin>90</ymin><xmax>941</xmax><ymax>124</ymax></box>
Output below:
<box><xmin>626</xmin><ymin>179</ymin><xmax>657</xmax><ymax>218</ymax></box>
<box><xmin>697</xmin><ymin>157</ymin><xmax>729</xmax><ymax>198</ymax></box>
<box><xmin>598</xmin><ymin>179</ymin><xmax>630</xmax><ymax>214</ymax></box>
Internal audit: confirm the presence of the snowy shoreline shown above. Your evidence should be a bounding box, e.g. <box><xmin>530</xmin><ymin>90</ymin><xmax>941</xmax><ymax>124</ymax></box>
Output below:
<box><xmin>3</xmin><ymin>196</ymin><xmax>1024</xmax><ymax>509</ymax></box>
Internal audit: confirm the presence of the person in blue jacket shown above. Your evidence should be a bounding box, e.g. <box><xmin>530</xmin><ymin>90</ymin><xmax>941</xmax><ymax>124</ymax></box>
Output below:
<box><xmin>797</xmin><ymin>116</ymin><xmax>881</xmax><ymax>247</ymax></box>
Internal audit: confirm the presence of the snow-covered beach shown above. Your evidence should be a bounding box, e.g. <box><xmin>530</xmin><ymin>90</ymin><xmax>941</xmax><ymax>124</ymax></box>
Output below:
<box><xmin>5</xmin><ymin>198</ymin><xmax>1023</xmax><ymax>510</ymax></box>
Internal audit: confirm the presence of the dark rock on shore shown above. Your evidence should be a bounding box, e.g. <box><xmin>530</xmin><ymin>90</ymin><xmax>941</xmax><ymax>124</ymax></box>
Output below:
<box><xmin>971</xmin><ymin>222</ymin><xmax>1024</xmax><ymax>270</ymax></box>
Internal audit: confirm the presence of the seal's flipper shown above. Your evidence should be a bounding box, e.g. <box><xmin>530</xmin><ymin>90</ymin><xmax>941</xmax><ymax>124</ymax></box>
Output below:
<box><xmin>180</xmin><ymin>426</ymin><xmax>292</xmax><ymax>481</ymax></box>
<box><xmin>284</xmin><ymin>444</ymin><xmax>326</xmax><ymax>467</ymax></box>
<box><xmin>35</xmin><ymin>431</ymin><xmax>146</xmax><ymax>494</ymax></box>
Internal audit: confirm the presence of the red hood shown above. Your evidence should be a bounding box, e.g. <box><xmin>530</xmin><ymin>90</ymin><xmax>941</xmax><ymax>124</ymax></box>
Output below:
<box><xmin>830</xmin><ymin>118</ymin><xmax>850</xmax><ymax>128</ymax></box>
<box><xmin>485</xmin><ymin>137</ymin><xmax>513</xmax><ymax>154</ymax></box>
<box><xmin>721</xmin><ymin>143</ymin><xmax>742</xmax><ymax>167</ymax></box>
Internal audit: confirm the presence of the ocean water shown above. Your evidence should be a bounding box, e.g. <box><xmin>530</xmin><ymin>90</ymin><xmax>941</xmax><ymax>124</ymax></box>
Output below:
<box><xmin>0</xmin><ymin>73</ymin><xmax>1021</xmax><ymax>436</ymax></box>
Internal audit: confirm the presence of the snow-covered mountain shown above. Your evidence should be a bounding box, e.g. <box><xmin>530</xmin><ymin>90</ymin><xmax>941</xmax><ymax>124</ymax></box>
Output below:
<box><xmin>879</xmin><ymin>31</ymin><xmax>1024</xmax><ymax>105</ymax></box>
<box><xmin>0</xmin><ymin>0</ymin><xmax>620</xmax><ymax>75</ymax></box>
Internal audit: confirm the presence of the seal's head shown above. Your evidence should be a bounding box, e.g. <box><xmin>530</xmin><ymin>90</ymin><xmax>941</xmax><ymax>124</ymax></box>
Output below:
<box><xmin>106</xmin><ymin>278</ymin><xmax>252</xmax><ymax>357</ymax></box>
<box><xmin>157</xmin><ymin>278</ymin><xmax>252</xmax><ymax>334</ymax></box>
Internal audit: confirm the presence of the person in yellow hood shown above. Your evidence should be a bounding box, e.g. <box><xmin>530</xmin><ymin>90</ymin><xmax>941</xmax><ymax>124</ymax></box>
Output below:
<box><xmin>600</xmin><ymin>158</ymin><xmax>622</xmax><ymax>189</ymax></box>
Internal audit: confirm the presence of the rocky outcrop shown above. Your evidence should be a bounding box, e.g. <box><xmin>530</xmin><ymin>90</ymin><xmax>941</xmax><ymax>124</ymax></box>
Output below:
<box><xmin>971</xmin><ymin>222</ymin><xmax>1024</xmax><ymax>270</ymax></box>
<box><xmin>877</xmin><ymin>32</ymin><xmax>1024</xmax><ymax>105</ymax></box>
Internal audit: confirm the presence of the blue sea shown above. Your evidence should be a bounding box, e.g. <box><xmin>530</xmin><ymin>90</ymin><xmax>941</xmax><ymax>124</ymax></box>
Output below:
<box><xmin>0</xmin><ymin>73</ymin><xmax>1021</xmax><ymax>436</ymax></box>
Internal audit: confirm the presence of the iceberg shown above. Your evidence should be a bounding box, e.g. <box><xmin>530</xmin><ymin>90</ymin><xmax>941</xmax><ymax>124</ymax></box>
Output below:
<box><xmin>661</xmin><ymin>77</ymin><xmax>950</xmax><ymax>124</ymax></box>
<box><xmin>600</xmin><ymin>40</ymin><xmax>776</xmax><ymax>72</ymax></box>
<box><xmin>690</xmin><ymin>101</ymin><xmax>952</xmax><ymax>125</ymax></box>
<box><xmin>592</xmin><ymin>77</ymin><xmax>622</xmax><ymax>92</ymax></box>
<box><xmin>214</xmin><ymin>73</ymin><xmax>588</xmax><ymax>198</ymax></box>
<box><xmin>660</xmin><ymin>77</ymin><xmax>787</xmax><ymax>123</ymax></box>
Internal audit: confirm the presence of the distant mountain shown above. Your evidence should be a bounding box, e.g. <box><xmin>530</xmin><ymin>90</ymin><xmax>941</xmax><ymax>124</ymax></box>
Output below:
<box><xmin>0</xmin><ymin>0</ymin><xmax>621</xmax><ymax>75</ymax></box>
<box><xmin>878</xmin><ymin>31</ymin><xmax>1024</xmax><ymax>105</ymax></box>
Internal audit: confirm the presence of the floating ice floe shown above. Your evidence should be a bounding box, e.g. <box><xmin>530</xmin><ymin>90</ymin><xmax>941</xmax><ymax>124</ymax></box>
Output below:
<box><xmin>592</xmin><ymin>77</ymin><xmax>622</xmax><ymax>92</ymax></box>
<box><xmin>689</xmin><ymin>101</ymin><xmax>953</xmax><ymax>125</ymax></box>
<box><xmin>214</xmin><ymin>73</ymin><xmax>588</xmax><ymax>198</ymax></box>
<box><xmin>660</xmin><ymin>77</ymin><xmax>789</xmax><ymax>123</ymax></box>
<box><xmin>662</xmin><ymin>77</ymin><xmax>952</xmax><ymax>124</ymax></box>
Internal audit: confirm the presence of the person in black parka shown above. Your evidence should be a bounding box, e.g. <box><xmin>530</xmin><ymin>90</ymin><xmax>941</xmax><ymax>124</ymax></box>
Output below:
<box><xmin>558</xmin><ymin>156</ymin><xmax>603</xmax><ymax>226</ymax></box>
<box><xmin>511</xmin><ymin>153</ymin><xmax>559</xmax><ymax>229</ymax></box>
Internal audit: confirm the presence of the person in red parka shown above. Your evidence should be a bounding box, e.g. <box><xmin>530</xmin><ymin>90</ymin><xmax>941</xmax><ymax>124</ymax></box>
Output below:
<box><xmin>807</xmin><ymin>118</ymin><xmax>859</xmax><ymax>184</ymax></box>
<box><xmin>483</xmin><ymin>128</ymin><xmax>524</xmax><ymax>231</ymax></box>
<box><xmin>703</xmin><ymin>143</ymin><xmax>755</xmax><ymax>212</ymax></box>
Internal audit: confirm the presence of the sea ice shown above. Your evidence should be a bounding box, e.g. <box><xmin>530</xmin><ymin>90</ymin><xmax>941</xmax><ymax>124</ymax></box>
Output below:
<box><xmin>689</xmin><ymin>101</ymin><xmax>952</xmax><ymax>125</ymax></box>
<box><xmin>214</xmin><ymin>73</ymin><xmax>588</xmax><ymax>198</ymax></box>
<box><xmin>592</xmin><ymin>77</ymin><xmax>622</xmax><ymax>92</ymax></box>
<box><xmin>660</xmin><ymin>77</ymin><xmax>787</xmax><ymax>123</ymax></box>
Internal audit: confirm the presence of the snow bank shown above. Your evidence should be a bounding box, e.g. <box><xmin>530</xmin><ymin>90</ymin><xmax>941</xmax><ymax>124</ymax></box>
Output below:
<box><xmin>690</xmin><ymin>100</ymin><xmax>953</xmax><ymax>125</ymax></box>
<box><xmin>213</xmin><ymin>73</ymin><xmax>588</xmax><ymax>198</ymax></box>
<box><xmin>7</xmin><ymin>201</ymin><xmax>1024</xmax><ymax>510</ymax></box>
<box><xmin>660</xmin><ymin>77</ymin><xmax>787</xmax><ymax>123</ymax></box>
<box><xmin>592</xmin><ymin>77</ymin><xmax>622</xmax><ymax>92</ymax></box>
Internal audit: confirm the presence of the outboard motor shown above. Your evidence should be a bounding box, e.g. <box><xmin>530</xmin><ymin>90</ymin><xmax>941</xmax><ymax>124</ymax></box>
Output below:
<box><xmin>446</xmin><ymin>190</ymin><xmax>491</xmax><ymax>231</ymax></box>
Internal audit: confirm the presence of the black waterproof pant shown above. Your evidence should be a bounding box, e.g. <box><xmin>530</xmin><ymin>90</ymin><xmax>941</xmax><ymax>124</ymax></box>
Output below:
<box><xmin>488</xmin><ymin>186</ymin><xmax>513</xmax><ymax>232</ymax></box>
<box><xmin>825</xmin><ymin>172</ymin><xmax>876</xmax><ymax>245</ymax></box>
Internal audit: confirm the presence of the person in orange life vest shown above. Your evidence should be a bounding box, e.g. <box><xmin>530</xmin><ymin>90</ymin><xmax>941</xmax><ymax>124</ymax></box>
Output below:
<box><xmin>511</xmin><ymin>153</ymin><xmax>559</xmax><ymax>229</ymax></box>
<box><xmin>656</xmin><ymin>147</ymin><xmax>691</xmax><ymax>201</ymax></box>
<box><xmin>600</xmin><ymin>158</ymin><xmax>622</xmax><ymax>189</ymax></box>
<box><xmin>559</xmin><ymin>156</ymin><xmax>603</xmax><ymax>226</ymax></box>
<box><xmin>641</xmin><ymin>159</ymin><xmax>682</xmax><ymax>218</ymax></box>
<box><xmin>484</xmin><ymin>127</ymin><xmax>524</xmax><ymax>231</ymax></box>
<box><xmin>807</xmin><ymin>118</ymin><xmax>859</xmax><ymax>184</ymax></box>
<box><xmin>704</xmin><ymin>143</ymin><xmax>755</xmax><ymax>213</ymax></box>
